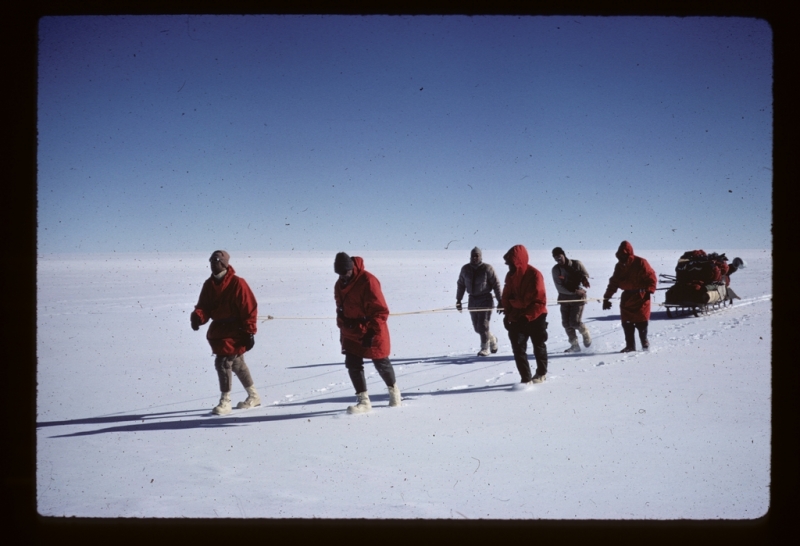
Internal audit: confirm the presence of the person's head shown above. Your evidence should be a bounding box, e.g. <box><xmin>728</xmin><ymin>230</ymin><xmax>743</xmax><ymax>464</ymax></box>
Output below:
<box><xmin>615</xmin><ymin>241</ymin><xmax>634</xmax><ymax>265</ymax></box>
<box><xmin>334</xmin><ymin>252</ymin><xmax>354</xmax><ymax>283</ymax></box>
<box><xmin>209</xmin><ymin>250</ymin><xmax>230</xmax><ymax>275</ymax></box>
<box><xmin>503</xmin><ymin>245</ymin><xmax>528</xmax><ymax>274</ymax></box>
<box><xmin>470</xmin><ymin>247</ymin><xmax>482</xmax><ymax>267</ymax></box>
<box><xmin>552</xmin><ymin>247</ymin><xmax>566</xmax><ymax>266</ymax></box>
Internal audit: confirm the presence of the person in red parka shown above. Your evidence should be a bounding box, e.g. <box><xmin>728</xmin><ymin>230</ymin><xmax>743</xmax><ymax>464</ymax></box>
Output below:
<box><xmin>191</xmin><ymin>250</ymin><xmax>261</xmax><ymax>415</ymax></box>
<box><xmin>602</xmin><ymin>241</ymin><xmax>658</xmax><ymax>352</ymax></box>
<box><xmin>334</xmin><ymin>252</ymin><xmax>401</xmax><ymax>414</ymax></box>
<box><xmin>499</xmin><ymin>245</ymin><xmax>549</xmax><ymax>384</ymax></box>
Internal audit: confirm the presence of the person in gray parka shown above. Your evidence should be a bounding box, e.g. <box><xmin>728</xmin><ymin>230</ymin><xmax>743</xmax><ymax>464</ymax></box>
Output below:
<box><xmin>456</xmin><ymin>247</ymin><xmax>503</xmax><ymax>356</ymax></box>
<box><xmin>551</xmin><ymin>247</ymin><xmax>592</xmax><ymax>352</ymax></box>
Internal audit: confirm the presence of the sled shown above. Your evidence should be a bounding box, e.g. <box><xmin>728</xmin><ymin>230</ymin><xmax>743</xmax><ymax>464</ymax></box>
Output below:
<box><xmin>658</xmin><ymin>249</ymin><xmax>744</xmax><ymax>319</ymax></box>
<box><xmin>661</xmin><ymin>282</ymin><xmax>740</xmax><ymax>318</ymax></box>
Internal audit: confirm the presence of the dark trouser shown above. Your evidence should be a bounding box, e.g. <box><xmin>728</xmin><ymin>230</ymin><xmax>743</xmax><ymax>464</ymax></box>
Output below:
<box><xmin>506</xmin><ymin>314</ymin><xmax>548</xmax><ymax>382</ymax></box>
<box><xmin>622</xmin><ymin>321</ymin><xmax>649</xmax><ymax>349</ymax></box>
<box><xmin>345</xmin><ymin>353</ymin><xmax>396</xmax><ymax>394</ymax></box>
<box><xmin>214</xmin><ymin>354</ymin><xmax>254</xmax><ymax>392</ymax></box>
<box><xmin>559</xmin><ymin>301</ymin><xmax>586</xmax><ymax>341</ymax></box>
<box><xmin>468</xmin><ymin>293</ymin><xmax>494</xmax><ymax>344</ymax></box>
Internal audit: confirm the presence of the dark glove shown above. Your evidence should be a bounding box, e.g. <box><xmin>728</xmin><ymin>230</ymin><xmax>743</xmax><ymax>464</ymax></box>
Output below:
<box><xmin>640</xmin><ymin>289</ymin><xmax>651</xmax><ymax>301</ymax></box>
<box><xmin>602</xmin><ymin>299</ymin><xmax>612</xmax><ymax>310</ymax></box>
<box><xmin>190</xmin><ymin>312</ymin><xmax>201</xmax><ymax>331</ymax></box>
<box><xmin>581</xmin><ymin>278</ymin><xmax>590</xmax><ymax>288</ymax></box>
<box><xmin>455</xmin><ymin>301</ymin><xmax>462</xmax><ymax>313</ymax></box>
<box><xmin>362</xmin><ymin>330</ymin><xmax>375</xmax><ymax>348</ymax></box>
<box><xmin>245</xmin><ymin>334</ymin><xmax>255</xmax><ymax>352</ymax></box>
<box><xmin>496</xmin><ymin>305</ymin><xmax>504</xmax><ymax>314</ymax></box>
<box><xmin>575</xmin><ymin>288</ymin><xmax>587</xmax><ymax>299</ymax></box>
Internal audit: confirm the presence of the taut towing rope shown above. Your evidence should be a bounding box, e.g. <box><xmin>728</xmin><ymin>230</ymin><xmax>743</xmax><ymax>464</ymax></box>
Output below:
<box><xmin>257</xmin><ymin>297</ymin><xmax>612</xmax><ymax>322</ymax></box>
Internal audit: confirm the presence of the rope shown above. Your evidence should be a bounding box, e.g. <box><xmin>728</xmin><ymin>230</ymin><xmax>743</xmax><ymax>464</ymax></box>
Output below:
<box><xmin>257</xmin><ymin>298</ymin><xmax>611</xmax><ymax>322</ymax></box>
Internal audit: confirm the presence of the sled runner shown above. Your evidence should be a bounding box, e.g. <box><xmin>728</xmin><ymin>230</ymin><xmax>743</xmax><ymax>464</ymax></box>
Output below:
<box><xmin>659</xmin><ymin>250</ymin><xmax>743</xmax><ymax>318</ymax></box>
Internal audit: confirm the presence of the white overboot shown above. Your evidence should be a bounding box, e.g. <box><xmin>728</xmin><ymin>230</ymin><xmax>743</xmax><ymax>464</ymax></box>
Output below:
<box><xmin>580</xmin><ymin>326</ymin><xmax>592</xmax><ymax>347</ymax></box>
<box><xmin>477</xmin><ymin>340</ymin><xmax>490</xmax><ymax>357</ymax></box>
<box><xmin>564</xmin><ymin>338</ymin><xmax>581</xmax><ymax>353</ymax></box>
<box><xmin>212</xmin><ymin>392</ymin><xmax>232</xmax><ymax>415</ymax></box>
<box><xmin>347</xmin><ymin>391</ymin><xmax>372</xmax><ymax>414</ymax></box>
<box><xmin>388</xmin><ymin>384</ymin><xmax>402</xmax><ymax>407</ymax></box>
<box><xmin>236</xmin><ymin>385</ymin><xmax>261</xmax><ymax>409</ymax></box>
<box><xmin>489</xmin><ymin>333</ymin><xmax>498</xmax><ymax>353</ymax></box>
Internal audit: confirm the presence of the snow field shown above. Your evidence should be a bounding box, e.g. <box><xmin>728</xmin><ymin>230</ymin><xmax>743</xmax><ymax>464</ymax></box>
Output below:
<box><xmin>36</xmin><ymin>249</ymin><xmax>771</xmax><ymax>518</ymax></box>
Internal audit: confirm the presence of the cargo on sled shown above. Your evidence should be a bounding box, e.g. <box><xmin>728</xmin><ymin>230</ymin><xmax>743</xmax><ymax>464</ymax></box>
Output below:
<box><xmin>658</xmin><ymin>250</ymin><xmax>745</xmax><ymax>318</ymax></box>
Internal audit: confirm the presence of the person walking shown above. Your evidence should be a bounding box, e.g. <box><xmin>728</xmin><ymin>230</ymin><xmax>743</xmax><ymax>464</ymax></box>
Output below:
<box><xmin>551</xmin><ymin>247</ymin><xmax>592</xmax><ymax>352</ymax></box>
<box><xmin>191</xmin><ymin>250</ymin><xmax>261</xmax><ymax>415</ymax></box>
<box><xmin>456</xmin><ymin>247</ymin><xmax>503</xmax><ymax>356</ymax></box>
<box><xmin>499</xmin><ymin>245</ymin><xmax>549</xmax><ymax>384</ymax></box>
<box><xmin>602</xmin><ymin>241</ymin><xmax>658</xmax><ymax>352</ymax></box>
<box><xmin>334</xmin><ymin>252</ymin><xmax>401</xmax><ymax>414</ymax></box>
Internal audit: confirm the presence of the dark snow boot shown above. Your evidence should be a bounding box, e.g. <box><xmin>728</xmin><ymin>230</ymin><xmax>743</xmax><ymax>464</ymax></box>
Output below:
<box><xmin>621</xmin><ymin>322</ymin><xmax>636</xmax><ymax>352</ymax></box>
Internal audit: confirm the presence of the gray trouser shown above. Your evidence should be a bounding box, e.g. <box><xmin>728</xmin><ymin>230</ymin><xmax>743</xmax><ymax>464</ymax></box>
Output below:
<box><xmin>468</xmin><ymin>293</ymin><xmax>494</xmax><ymax>344</ymax></box>
<box><xmin>214</xmin><ymin>354</ymin><xmax>254</xmax><ymax>392</ymax></box>
<box><xmin>559</xmin><ymin>301</ymin><xmax>586</xmax><ymax>341</ymax></box>
<box><xmin>345</xmin><ymin>353</ymin><xmax>396</xmax><ymax>394</ymax></box>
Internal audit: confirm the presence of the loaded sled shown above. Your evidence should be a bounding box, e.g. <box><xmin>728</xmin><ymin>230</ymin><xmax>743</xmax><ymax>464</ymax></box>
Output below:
<box><xmin>659</xmin><ymin>250</ymin><xmax>744</xmax><ymax>318</ymax></box>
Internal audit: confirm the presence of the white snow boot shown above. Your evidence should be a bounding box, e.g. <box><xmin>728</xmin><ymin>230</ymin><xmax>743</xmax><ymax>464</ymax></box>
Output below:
<box><xmin>580</xmin><ymin>326</ymin><xmax>592</xmax><ymax>348</ymax></box>
<box><xmin>212</xmin><ymin>392</ymin><xmax>232</xmax><ymax>415</ymax></box>
<box><xmin>236</xmin><ymin>385</ymin><xmax>261</xmax><ymax>409</ymax></box>
<box><xmin>347</xmin><ymin>391</ymin><xmax>372</xmax><ymax>414</ymax></box>
<box><xmin>489</xmin><ymin>333</ymin><xmax>498</xmax><ymax>353</ymax></box>
<box><xmin>564</xmin><ymin>339</ymin><xmax>581</xmax><ymax>353</ymax></box>
<box><xmin>532</xmin><ymin>374</ymin><xmax>546</xmax><ymax>384</ymax></box>
<box><xmin>388</xmin><ymin>384</ymin><xmax>402</xmax><ymax>407</ymax></box>
<box><xmin>477</xmin><ymin>341</ymin><xmax>490</xmax><ymax>357</ymax></box>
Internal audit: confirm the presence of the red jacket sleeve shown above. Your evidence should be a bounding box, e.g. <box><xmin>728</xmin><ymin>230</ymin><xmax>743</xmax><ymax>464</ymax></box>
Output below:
<box><xmin>236</xmin><ymin>277</ymin><xmax>258</xmax><ymax>335</ymax></box>
<box><xmin>640</xmin><ymin>258</ymin><xmax>657</xmax><ymax>294</ymax></box>
<box><xmin>362</xmin><ymin>275</ymin><xmax>390</xmax><ymax>333</ymax></box>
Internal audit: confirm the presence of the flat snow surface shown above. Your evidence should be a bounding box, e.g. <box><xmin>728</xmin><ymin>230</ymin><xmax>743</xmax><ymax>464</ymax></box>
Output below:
<box><xmin>36</xmin><ymin>249</ymin><xmax>772</xmax><ymax>519</ymax></box>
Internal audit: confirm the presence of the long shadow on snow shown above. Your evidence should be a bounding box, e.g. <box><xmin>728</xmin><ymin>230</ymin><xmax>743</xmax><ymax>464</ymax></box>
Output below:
<box><xmin>42</xmin><ymin>381</ymin><xmax>515</xmax><ymax>438</ymax></box>
<box><xmin>583</xmin><ymin>310</ymin><xmax>680</xmax><ymax>322</ymax></box>
<box><xmin>44</xmin><ymin>407</ymin><xmax>343</xmax><ymax>438</ymax></box>
<box><xmin>287</xmin><ymin>354</ymin><xmax>509</xmax><ymax>370</ymax></box>
<box><xmin>37</xmin><ymin>409</ymin><xmax>211</xmax><ymax>429</ymax></box>
<box><xmin>276</xmin><ymin>382</ymin><xmax>512</xmax><ymax>411</ymax></box>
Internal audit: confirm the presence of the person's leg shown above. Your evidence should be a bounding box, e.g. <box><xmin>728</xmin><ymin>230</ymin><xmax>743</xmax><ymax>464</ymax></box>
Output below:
<box><xmin>231</xmin><ymin>354</ymin><xmax>260</xmax><ymax>409</ymax></box>
<box><xmin>372</xmin><ymin>357</ymin><xmax>396</xmax><ymax>388</ymax></box>
<box><xmin>212</xmin><ymin>356</ymin><xmax>234</xmax><ymax>414</ymax></box>
<box><xmin>473</xmin><ymin>310</ymin><xmax>491</xmax><ymax>355</ymax></box>
<box><xmin>345</xmin><ymin>353</ymin><xmax>367</xmax><ymax>394</ymax></box>
<box><xmin>575</xmin><ymin>304</ymin><xmax>591</xmax><ymax>347</ymax></box>
<box><xmin>508</xmin><ymin>324</ymin><xmax>533</xmax><ymax>382</ymax></box>
<box><xmin>373</xmin><ymin>357</ymin><xmax>401</xmax><ymax>407</ymax></box>
<box><xmin>345</xmin><ymin>353</ymin><xmax>371</xmax><ymax>413</ymax></box>
<box><xmin>621</xmin><ymin>321</ymin><xmax>636</xmax><ymax>352</ymax></box>
<box><xmin>214</xmin><ymin>355</ymin><xmax>233</xmax><ymax>393</ymax></box>
<box><xmin>530</xmin><ymin>315</ymin><xmax>549</xmax><ymax>379</ymax></box>
<box><xmin>635</xmin><ymin>321</ymin><xmax>650</xmax><ymax>349</ymax></box>
<box><xmin>230</xmin><ymin>354</ymin><xmax>254</xmax><ymax>388</ymax></box>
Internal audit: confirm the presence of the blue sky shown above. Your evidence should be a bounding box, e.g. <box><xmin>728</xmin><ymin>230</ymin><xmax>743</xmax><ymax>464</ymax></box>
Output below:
<box><xmin>37</xmin><ymin>15</ymin><xmax>772</xmax><ymax>254</ymax></box>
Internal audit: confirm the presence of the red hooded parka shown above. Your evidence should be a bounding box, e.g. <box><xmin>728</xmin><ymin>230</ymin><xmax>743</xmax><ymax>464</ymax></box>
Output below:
<box><xmin>334</xmin><ymin>257</ymin><xmax>391</xmax><ymax>359</ymax></box>
<box><xmin>603</xmin><ymin>241</ymin><xmax>658</xmax><ymax>322</ymax></box>
<box><xmin>192</xmin><ymin>265</ymin><xmax>258</xmax><ymax>356</ymax></box>
<box><xmin>501</xmin><ymin>245</ymin><xmax>547</xmax><ymax>323</ymax></box>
